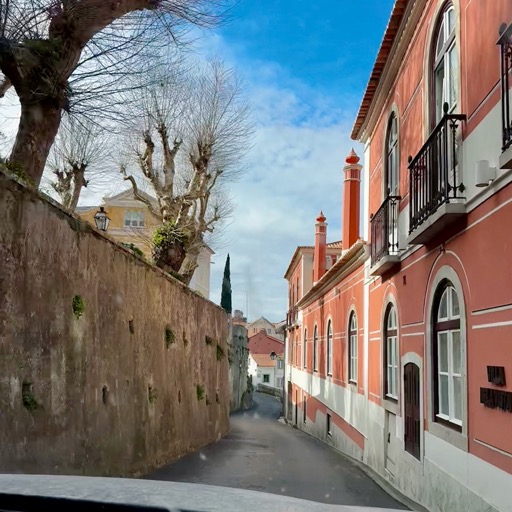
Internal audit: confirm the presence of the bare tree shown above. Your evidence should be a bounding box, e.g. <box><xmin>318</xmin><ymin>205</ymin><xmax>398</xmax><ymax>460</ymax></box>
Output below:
<box><xmin>44</xmin><ymin>116</ymin><xmax>109</xmax><ymax>210</ymax></box>
<box><xmin>121</xmin><ymin>59</ymin><xmax>251</xmax><ymax>284</ymax></box>
<box><xmin>0</xmin><ymin>0</ymin><xmax>229</xmax><ymax>186</ymax></box>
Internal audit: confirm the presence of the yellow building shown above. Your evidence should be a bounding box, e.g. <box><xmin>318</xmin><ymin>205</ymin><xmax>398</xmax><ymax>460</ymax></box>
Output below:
<box><xmin>78</xmin><ymin>189</ymin><xmax>213</xmax><ymax>299</ymax></box>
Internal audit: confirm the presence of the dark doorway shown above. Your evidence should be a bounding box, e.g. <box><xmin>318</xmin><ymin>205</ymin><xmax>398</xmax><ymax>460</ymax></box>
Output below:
<box><xmin>404</xmin><ymin>362</ymin><xmax>421</xmax><ymax>460</ymax></box>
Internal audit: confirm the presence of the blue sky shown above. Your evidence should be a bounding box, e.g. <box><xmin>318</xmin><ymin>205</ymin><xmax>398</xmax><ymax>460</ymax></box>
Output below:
<box><xmin>205</xmin><ymin>0</ymin><xmax>394</xmax><ymax>322</ymax></box>
<box><xmin>0</xmin><ymin>1</ymin><xmax>394</xmax><ymax>323</ymax></box>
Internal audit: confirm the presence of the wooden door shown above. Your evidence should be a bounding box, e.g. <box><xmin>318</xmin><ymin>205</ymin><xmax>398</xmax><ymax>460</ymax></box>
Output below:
<box><xmin>404</xmin><ymin>363</ymin><xmax>421</xmax><ymax>460</ymax></box>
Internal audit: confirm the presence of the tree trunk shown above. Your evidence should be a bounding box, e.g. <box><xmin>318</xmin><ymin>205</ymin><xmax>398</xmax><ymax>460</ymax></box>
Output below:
<box><xmin>69</xmin><ymin>165</ymin><xmax>86</xmax><ymax>211</ymax></box>
<box><xmin>9</xmin><ymin>99</ymin><xmax>62</xmax><ymax>186</ymax></box>
<box><xmin>153</xmin><ymin>240</ymin><xmax>187</xmax><ymax>276</ymax></box>
<box><xmin>179</xmin><ymin>250</ymin><xmax>200</xmax><ymax>286</ymax></box>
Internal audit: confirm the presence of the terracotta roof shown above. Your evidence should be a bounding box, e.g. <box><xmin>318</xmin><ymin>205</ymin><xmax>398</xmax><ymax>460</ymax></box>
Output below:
<box><xmin>248</xmin><ymin>331</ymin><xmax>284</xmax><ymax>355</ymax></box>
<box><xmin>284</xmin><ymin>241</ymin><xmax>343</xmax><ymax>279</ymax></box>
<box><xmin>351</xmin><ymin>0</ymin><xmax>409</xmax><ymax>140</ymax></box>
<box><xmin>251</xmin><ymin>354</ymin><xmax>277</xmax><ymax>368</ymax></box>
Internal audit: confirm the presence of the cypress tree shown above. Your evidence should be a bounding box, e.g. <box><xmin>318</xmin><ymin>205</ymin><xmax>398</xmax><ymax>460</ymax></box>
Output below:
<box><xmin>221</xmin><ymin>254</ymin><xmax>232</xmax><ymax>314</ymax></box>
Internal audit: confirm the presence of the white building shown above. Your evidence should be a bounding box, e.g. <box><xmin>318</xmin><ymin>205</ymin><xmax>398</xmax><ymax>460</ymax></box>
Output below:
<box><xmin>249</xmin><ymin>353</ymin><xmax>284</xmax><ymax>390</ymax></box>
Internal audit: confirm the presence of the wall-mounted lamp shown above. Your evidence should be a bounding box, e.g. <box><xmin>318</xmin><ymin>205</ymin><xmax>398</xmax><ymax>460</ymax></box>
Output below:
<box><xmin>94</xmin><ymin>206</ymin><xmax>110</xmax><ymax>231</ymax></box>
<box><xmin>476</xmin><ymin>160</ymin><xmax>497</xmax><ymax>187</ymax></box>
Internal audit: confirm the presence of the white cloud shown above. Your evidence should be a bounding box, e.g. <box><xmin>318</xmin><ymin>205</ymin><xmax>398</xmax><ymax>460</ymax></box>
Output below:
<box><xmin>0</xmin><ymin>30</ymin><xmax>363</xmax><ymax>323</ymax></box>
<box><xmin>209</xmin><ymin>71</ymin><xmax>362</xmax><ymax>322</ymax></box>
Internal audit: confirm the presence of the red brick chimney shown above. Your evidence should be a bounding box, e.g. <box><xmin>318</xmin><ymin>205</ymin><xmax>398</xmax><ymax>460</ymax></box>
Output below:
<box><xmin>313</xmin><ymin>211</ymin><xmax>327</xmax><ymax>284</ymax></box>
<box><xmin>342</xmin><ymin>149</ymin><xmax>362</xmax><ymax>251</ymax></box>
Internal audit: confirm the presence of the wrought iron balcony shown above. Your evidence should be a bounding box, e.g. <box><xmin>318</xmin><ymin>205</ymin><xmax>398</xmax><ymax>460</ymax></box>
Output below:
<box><xmin>370</xmin><ymin>194</ymin><xmax>401</xmax><ymax>275</ymax></box>
<box><xmin>498</xmin><ymin>22</ymin><xmax>512</xmax><ymax>169</ymax></box>
<box><xmin>408</xmin><ymin>105</ymin><xmax>466</xmax><ymax>245</ymax></box>
<box><xmin>286</xmin><ymin>306</ymin><xmax>298</xmax><ymax>328</ymax></box>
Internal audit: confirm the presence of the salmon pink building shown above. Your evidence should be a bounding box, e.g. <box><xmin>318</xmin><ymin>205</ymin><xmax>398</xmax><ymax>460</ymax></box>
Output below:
<box><xmin>284</xmin><ymin>2</ymin><xmax>512</xmax><ymax>511</ymax></box>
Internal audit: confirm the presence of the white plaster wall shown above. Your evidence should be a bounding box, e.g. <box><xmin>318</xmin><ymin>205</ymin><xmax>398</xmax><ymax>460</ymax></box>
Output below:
<box><xmin>462</xmin><ymin>101</ymin><xmax>505</xmax><ymax>201</ymax></box>
<box><xmin>189</xmin><ymin>248</ymin><xmax>211</xmax><ymax>299</ymax></box>
<box><xmin>291</xmin><ymin>368</ymin><xmax>367</xmax><ymax>437</ymax></box>
<box><xmin>300</xmin><ymin>408</ymin><xmax>364</xmax><ymax>462</ymax></box>
<box><xmin>248</xmin><ymin>354</ymin><xmax>258</xmax><ymax>379</ymax></box>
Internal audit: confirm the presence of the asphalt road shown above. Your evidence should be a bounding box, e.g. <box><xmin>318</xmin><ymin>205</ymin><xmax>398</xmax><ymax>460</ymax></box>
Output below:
<box><xmin>146</xmin><ymin>392</ymin><xmax>408</xmax><ymax>509</ymax></box>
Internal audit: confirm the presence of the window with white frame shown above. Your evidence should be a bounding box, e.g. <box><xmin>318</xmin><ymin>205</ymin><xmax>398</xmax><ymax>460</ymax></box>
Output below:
<box><xmin>433</xmin><ymin>281</ymin><xmax>463</xmax><ymax>430</ymax></box>
<box><xmin>124</xmin><ymin>210</ymin><xmax>145</xmax><ymax>228</ymax></box>
<box><xmin>326</xmin><ymin>320</ymin><xmax>333</xmax><ymax>376</ymax></box>
<box><xmin>384</xmin><ymin>305</ymin><xmax>399</xmax><ymax>400</ymax></box>
<box><xmin>303</xmin><ymin>329</ymin><xmax>307</xmax><ymax>368</ymax></box>
<box><xmin>385</xmin><ymin>113</ymin><xmax>399</xmax><ymax>197</ymax></box>
<box><xmin>432</xmin><ymin>4</ymin><xmax>457</xmax><ymax>125</ymax></box>
<box><xmin>263</xmin><ymin>374</ymin><xmax>270</xmax><ymax>384</ymax></box>
<box><xmin>348</xmin><ymin>313</ymin><xmax>358</xmax><ymax>383</ymax></box>
<box><xmin>313</xmin><ymin>326</ymin><xmax>318</xmax><ymax>371</ymax></box>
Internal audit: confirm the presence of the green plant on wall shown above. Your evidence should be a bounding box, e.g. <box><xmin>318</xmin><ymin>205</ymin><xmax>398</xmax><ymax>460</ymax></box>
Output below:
<box><xmin>72</xmin><ymin>295</ymin><xmax>85</xmax><ymax>319</ymax></box>
<box><xmin>216</xmin><ymin>343</ymin><xmax>225</xmax><ymax>361</ymax></box>
<box><xmin>205</xmin><ymin>335</ymin><xmax>215</xmax><ymax>346</ymax></box>
<box><xmin>121</xmin><ymin>243</ymin><xmax>145</xmax><ymax>259</ymax></box>
<box><xmin>165</xmin><ymin>326</ymin><xmax>175</xmax><ymax>348</ymax></box>
<box><xmin>206</xmin><ymin>395</ymin><xmax>211</xmax><ymax>405</ymax></box>
<box><xmin>196</xmin><ymin>384</ymin><xmax>205</xmax><ymax>401</ymax></box>
<box><xmin>4</xmin><ymin>161</ymin><xmax>35</xmax><ymax>188</ymax></box>
<box><xmin>22</xmin><ymin>381</ymin><xmax>38</xmax><ymax>411</ymax></box>
<box><xmin>183</xmin><ymin>331</ymin><xmax>189</xmax><ymax>346</ymax></box>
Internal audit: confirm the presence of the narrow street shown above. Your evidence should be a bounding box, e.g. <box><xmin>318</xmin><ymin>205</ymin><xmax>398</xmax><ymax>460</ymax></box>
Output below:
<box><xmin>146</xmin><ymin>393</ymin><xmax>408</xmax><ymax>509</ymax></box>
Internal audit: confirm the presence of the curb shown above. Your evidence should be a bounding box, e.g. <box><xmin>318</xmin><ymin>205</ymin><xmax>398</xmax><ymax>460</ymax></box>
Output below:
<box><xmin>282</xmin><ymin>420</ymin><xmax>428</xmax><ymax>512</ymax></box>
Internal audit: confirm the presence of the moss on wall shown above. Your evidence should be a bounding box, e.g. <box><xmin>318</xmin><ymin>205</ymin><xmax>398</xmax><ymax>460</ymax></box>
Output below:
<box><xmin>0</xmin><ymin>170</ymin><xmax>229</xmax><ymax>477</ymax></box>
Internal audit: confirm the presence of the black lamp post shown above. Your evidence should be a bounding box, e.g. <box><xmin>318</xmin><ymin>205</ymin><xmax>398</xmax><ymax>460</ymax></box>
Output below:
<box><xmin>94</xmin><ymin>206</ymin><xmax>110</xmax><ymax>231</ymax></box>
<box><xmin>270</xmin><ymin>351</ymin><xmax>277</xmax><ymax>360</ymax></box>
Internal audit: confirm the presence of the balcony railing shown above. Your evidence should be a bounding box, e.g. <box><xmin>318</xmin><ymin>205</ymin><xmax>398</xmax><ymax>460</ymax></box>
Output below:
<box><xmin>408</xmin><ymin>106</ymin><xmax>466</xmax><ymax>235</ymax></box>
<box><xmin>370</xmin><ymin>194</ymin><xmax>401</xmax><ymax>267</ymax></box>
<box><xmin>286</xmin><ymin>307</ymin><xmax>298</xmax><ymax>328</ymax></box>
<box><xmin>498</xmin><ymin>22</ymin><xmax>512</xmax><ymax>153</ymax></box>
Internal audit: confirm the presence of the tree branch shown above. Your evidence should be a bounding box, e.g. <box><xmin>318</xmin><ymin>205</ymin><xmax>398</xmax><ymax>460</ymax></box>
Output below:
<box><xmin>120</xmin><ymin>165</ymin><xmax>162</xmax><ymax>221</ymax></box>
<box><xmin>157</xmin><ymin>121</ymin><xmax>182</xmax><ymax>195</ymax></box>
<box><xmin>0</xmin><ymin>75</ymin><xmax>11</xmax><ymax>97</ymax></box>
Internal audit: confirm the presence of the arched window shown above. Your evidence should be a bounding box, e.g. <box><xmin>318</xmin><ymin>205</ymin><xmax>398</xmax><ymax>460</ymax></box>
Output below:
<box><xmin>326</xmin><ymin>320</ymin><xmax>333</xmax><ymax>376</ymax></box>
<box><xmin>384</xmin><ymin>305</ymin><xmax>398</xmax><ymax>400</ymax></box>
<box><xmin>432</xmin><ymin>4</ymin><xmax>457</xmax><ymax>125</ymax></box>
<box><xmin>313</xmin><ymin>326</ymin><xmax>318</xmax><ymax>371</ymax></box>
<box><xmin>385</xmin><ymin>113</ymin><xmax>398</xmax><ymax>196</ymax></box>
<box><xmin>348</xmin><ymin>313</ymin><xmax>358</xmax><ymax>383</ymax></box>
<box><xmin>303</xmin><ymin>329</ymin><xmax>307</xmax><ymax>368</ymax></box>
<box><xmin>432</xmin><ymin>280</ymin><xmax>462</xmax><ymax>430</ymax></box>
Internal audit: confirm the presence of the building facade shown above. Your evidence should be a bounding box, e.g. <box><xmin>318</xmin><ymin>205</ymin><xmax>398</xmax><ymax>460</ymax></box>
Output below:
<box><xmin>248</xmin><ymin>353</ymin><xmax>285</xmax><ymax>391</ymax></box>
<box><xmin>285</xmin><ymin>3</ymin><xmax>512</xmax><ymax>511</ymax></box>
<box><xmin>78</xmin><ymin>189</ymin><xmax>213</xmax><ymax>298</ymax></box>
<box><xmin>247</xmin><ymin>316</ymin><xmax>283</xmax><ymax>340</ymax></box>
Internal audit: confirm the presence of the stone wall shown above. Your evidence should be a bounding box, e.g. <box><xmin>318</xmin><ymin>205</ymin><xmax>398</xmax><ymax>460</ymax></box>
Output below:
<box><xmin>228</xmin><ymin>324</ymin><xmax>251</xmax><ymax>411</ymax></box>
<box><xmin>0</xmin><ymin>171</ymin><xmax>230</xmax><ymax>476</ymax></box>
